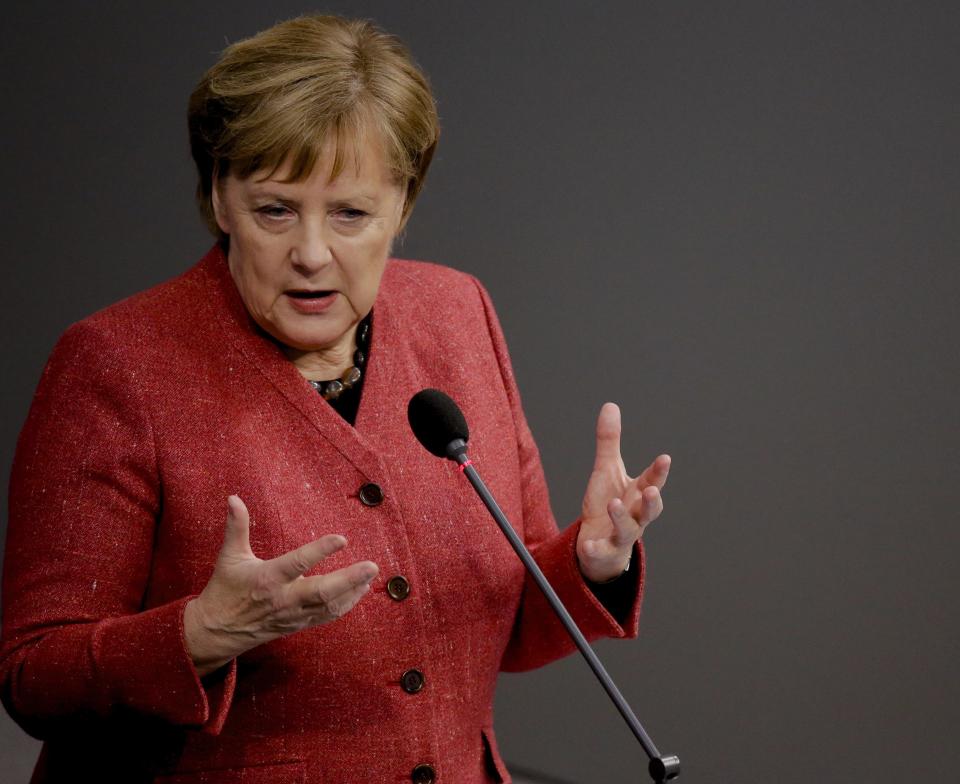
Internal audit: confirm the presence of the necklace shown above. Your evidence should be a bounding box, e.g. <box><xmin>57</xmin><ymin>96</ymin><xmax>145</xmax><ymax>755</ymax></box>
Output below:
<box><xmin>307</xmin><ymin>315</ymin><xmax>371</xmax><ymax>401</ymax></box>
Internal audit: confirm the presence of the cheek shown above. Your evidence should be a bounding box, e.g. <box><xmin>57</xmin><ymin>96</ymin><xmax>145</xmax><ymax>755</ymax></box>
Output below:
<box><xmin>359</xmin><ymin>247</ymin><xmax>391</xmax><ymax>302</ymax></box>
<box><xmin>229</xmin><ymin>243</ymin><xmax>286</xmax><ymax>315</ymax></box>
<box><xmin>340</xmin><ymin>235</ymin><xmax>391</xmax><ymax>299</ymax></box>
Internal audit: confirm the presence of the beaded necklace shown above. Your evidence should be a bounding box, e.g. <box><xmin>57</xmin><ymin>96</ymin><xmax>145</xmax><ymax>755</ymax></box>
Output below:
<box><xmin>306</xmin><ymin>314</ymin><xmax>371</xmax><ymax>401</ymax></box>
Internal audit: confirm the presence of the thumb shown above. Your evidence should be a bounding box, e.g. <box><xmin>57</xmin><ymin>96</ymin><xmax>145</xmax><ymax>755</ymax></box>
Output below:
<box><xmin>221</xmin><ymin>494</ymin><xmax>254</xmax><ymax>558</ymax></box>
<box><xmin>592</xmin><ymin>402</ymin><xmax>623</xmax><ymax>472</ymax></box>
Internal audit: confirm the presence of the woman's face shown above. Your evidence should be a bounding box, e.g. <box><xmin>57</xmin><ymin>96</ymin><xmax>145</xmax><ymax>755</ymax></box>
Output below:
<box><xmin>212</xmin><ymin>135</ymin><xmax>405</xmax><ymax>366</ymax></box>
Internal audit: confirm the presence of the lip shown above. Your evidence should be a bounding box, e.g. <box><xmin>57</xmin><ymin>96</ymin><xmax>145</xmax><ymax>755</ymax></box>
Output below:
<box><xmin>284</xmin><ymin>289</ymin><xmax>338</xmax><ymax>314</ymax></box>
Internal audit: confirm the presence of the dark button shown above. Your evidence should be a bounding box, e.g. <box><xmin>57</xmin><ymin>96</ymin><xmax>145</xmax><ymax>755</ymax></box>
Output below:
<box><xmin>401</xmin><ymin>668</ymin><xmax>425</xmax><ymax>694</ymax></box>
<box><xmin>358</xmin><ymin>483</ymin><xmax>384</xmax><ymax>506</ymax></box>
<box><xmin>411</xmin><ymin>763</ymin><xmax>435</xmax><ymax>784</ymax></box>
<box><xmin>386</xmin><ymin>575</ymin><xmax>411</xmax><ymax>601</ymax></box>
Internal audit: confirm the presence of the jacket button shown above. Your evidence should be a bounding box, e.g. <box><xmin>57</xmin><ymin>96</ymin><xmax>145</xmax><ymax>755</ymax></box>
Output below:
<box><xmin>411</xmin><ymin>763</ymin><xmax>435</xmax><ymax>783</ymax></box>
<box><xmin>386</xmin><ymin>575</ymin><xmax>410</xmax><ymax>601</ymax></box>
<box><xmin>358</xmin><ymin>483</ymin><xmax>384</xmax><ymax>506</ymax></box>
<box><xmin>401</xmin><ymin>668</ymin><xmax>425</xmax><ymax>694</ymax></box>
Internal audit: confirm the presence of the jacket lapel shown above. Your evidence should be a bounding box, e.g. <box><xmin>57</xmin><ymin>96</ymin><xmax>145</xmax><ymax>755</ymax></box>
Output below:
<box><xmin>193</xmin><ymin>245</ymin><xmax>399</xmax><ymax>480</ymax></box>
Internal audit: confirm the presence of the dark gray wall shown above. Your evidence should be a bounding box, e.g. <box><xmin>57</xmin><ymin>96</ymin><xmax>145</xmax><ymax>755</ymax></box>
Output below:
<box><xmin>2</xmin><ymin>2</ymin><xmax>958</xmax><ymax>781</ymax></box>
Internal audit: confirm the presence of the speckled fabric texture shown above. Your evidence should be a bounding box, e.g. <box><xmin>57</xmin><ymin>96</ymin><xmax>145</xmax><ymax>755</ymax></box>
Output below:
<box><xmin>1</xmin><ymin>246</ymin><xmax>643</xmax><ymax>783</ymax></box>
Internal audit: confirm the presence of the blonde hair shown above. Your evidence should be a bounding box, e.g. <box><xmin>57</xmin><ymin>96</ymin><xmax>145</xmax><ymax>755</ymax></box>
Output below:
<box><xmin>188</xmin><ymin>15</ymin><xmax>440</xmax><ymax>239</ymax></box>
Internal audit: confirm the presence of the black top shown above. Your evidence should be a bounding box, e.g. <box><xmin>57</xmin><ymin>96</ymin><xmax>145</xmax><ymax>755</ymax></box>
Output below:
<box><xmin>312</xmin><ymin>313</ymin><xmax>372</xmax><ymax>426</ymax></box>
<box><xmin>326</xmin><ymin>377</ymin><xmax>363</xmax><ymax>425</ymax></box>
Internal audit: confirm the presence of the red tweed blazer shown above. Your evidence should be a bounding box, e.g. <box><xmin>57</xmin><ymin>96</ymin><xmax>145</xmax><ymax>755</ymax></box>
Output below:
<box><xmin>1</xmin><ymin>246</ymin><xmax>643</xmax><ymax>783</ymax></box>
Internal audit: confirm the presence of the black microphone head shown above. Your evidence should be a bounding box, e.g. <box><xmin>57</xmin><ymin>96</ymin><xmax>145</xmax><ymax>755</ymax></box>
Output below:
<box><xmin>408</xmin><ymin>389</ymin><xmax>469</xmax><ymax>458</ymax></box>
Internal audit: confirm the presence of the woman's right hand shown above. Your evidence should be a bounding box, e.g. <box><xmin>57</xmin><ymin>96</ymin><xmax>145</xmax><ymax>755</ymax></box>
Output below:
<box><xmin>183</xmin><ymin>495</ymin><xmax>378</xmax><ymax>677</ymax></box>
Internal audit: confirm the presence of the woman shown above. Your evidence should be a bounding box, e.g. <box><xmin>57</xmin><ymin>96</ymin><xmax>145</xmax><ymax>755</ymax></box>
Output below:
<box><xmin>0</xmin><ymin>15</ymin><xmax>670</xmax><ymax>784</ymax></box>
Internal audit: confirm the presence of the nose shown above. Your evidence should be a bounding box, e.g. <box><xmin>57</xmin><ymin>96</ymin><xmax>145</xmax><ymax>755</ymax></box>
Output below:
<box><xmin>290</xmin><ymin>216</ymin><xmax>333</xmax><ymax>275</ymax></box>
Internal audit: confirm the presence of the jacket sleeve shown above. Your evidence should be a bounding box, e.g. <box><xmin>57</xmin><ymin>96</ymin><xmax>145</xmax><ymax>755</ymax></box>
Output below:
<box><xmin>0</xmin><ymin>320</ymin><xmax>236</xmax><ymax>739</ymax></box>
<box><xmin>469</xmin><ymin>278</ymin><xmax>644</xmax><ymax>673</ymax></box>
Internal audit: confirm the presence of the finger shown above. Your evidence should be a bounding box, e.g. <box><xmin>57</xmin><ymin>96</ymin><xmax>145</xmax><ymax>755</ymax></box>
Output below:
<box><xmin>304</xmin><ymin>581</ymin><xmax>373</xmax><ymax>625</ymax></box>
<box><xmin>269</xmin><ymin>534</ymin><xmax>350</xmax><ymax>582</ymax></box>
<box><xmin>579</xmin><ymin>535</ymin><xmax>617</xmax><ymax>563</ymax></box>
<box><xmin>592</xmin><ymin>402</ymin><xmax>624</xmax><ymax>473</ymax></box>
<box><xmin>624</xmin><ymin>485</ymin><xmax>664</xmax><ymax>530</ymax></box>
<box><xmin>607</xmin><ymin>497</ymin><xmax>642</xmax><ymax>547</ymax></box>
<box><xmin>221</xmin><ymin>495</ymin><xmax>255</xmax><ymax>557</ymax></box>
<box><xmin>291</xmin><ymin>560</ymin><xmax>379</xmax><ymax>609</ymax></box>
<box><xmin>579</xmin><ymin>518</ymin><xmax>634</xmax><ymax>581</ymax></box>
<box><xmin>637</xmin><ymin>454</ymin><xmax>672</xmax><ymax>490</ymax></box>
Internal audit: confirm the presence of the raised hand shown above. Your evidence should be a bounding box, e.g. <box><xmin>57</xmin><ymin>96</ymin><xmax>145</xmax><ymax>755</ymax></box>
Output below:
<box><xmin>183</xmin><ymin>495</ymin><xmax>378</xmax><ymax>676</ymax></box>
<box><xmin>576</xmin><ymin>403</ymin><xmax>671</xmax><ymax>584</ymax></box>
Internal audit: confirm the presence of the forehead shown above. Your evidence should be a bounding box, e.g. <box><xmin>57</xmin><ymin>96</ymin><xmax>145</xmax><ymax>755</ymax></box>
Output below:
<box><xmin>251</xmin><ymin>128</ymin><xmax>397</xmax><ymax>190</ymax></box>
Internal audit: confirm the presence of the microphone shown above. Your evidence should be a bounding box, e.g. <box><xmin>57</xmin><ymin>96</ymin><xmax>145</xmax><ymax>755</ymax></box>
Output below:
<box><xmin>407</xmin><ymin>389</ymin><xmax>680</xmax><ymax>783</ymax></box>
<box><xmin>407</xmin><ymin>388</ymin><xmax>469</xmax><ymax>459</ymax></box>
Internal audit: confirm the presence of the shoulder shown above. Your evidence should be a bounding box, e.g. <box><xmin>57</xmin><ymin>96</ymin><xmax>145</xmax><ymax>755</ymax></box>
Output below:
<box><xmin>378</xmin><ymin>257</ymin><xmax>517</xmax><ymax>377</ymax></box>
<box><xmin>379</xmin><ymin>257</ymin><xmax>504</xmax><ymax>343</ymax></box>
<box><xmin>77</xmin><ymin>263</ymin><xmax>207</xmax><ymax>341</ymax></box>
<box><xmin>380</xmin><ymin>258</ymin><xmax>496</xmax><ymax>323</ymax></box>
<box><xmin>383</xmin><ymin>257</ymin><xmax>486</xmax><ymax>298</ymax></box>
<box><xmin>53</xmin><ymin>251</ymin><xmax>217</xmax><ymax>366</ymax></box>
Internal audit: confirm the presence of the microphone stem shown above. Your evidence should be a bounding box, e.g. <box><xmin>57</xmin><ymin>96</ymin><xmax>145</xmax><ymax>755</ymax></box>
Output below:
<box><xmin>456</xmin><ymin>455</ymin><xmax>668</xmax><ymax>770</ymax></box>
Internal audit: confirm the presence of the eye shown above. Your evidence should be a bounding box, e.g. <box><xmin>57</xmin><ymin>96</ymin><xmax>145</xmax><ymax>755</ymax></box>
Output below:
<box><xmin>256</xmin><ymin>203</ymin><xmax>294</xmax><ymax>220</ymax></box>
<box><xmin>334</xmin><ymin>208</ymin><xmax>369</xmax><ymax>222</ymax></box>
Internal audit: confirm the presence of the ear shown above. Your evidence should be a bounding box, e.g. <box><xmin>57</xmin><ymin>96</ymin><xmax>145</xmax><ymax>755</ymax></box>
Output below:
<box><xmin>211</xmin><ymin>174</ymin><xmax>231</xmax><ymax>235</ymax></box>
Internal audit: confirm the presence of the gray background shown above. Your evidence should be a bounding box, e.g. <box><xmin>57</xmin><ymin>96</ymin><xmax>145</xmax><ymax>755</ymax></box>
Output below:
<box><xmin>2</xmin><ymin>1</ymin><xmax>958</xmax><ymax>782</ymax></box>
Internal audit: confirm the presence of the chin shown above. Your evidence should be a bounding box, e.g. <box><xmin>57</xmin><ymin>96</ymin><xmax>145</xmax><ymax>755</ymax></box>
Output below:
<box><xmin>273</xmin><ymin>325</ymin><xmax>344</xmax><ymax>353</ymax></box>
<box><xmin>274</xmin><ymin>333</ymin><xmax>332</xmax><ymax>353</ymax></box>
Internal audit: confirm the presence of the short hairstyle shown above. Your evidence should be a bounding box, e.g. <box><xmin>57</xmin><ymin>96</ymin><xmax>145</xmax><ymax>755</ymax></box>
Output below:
<box><xmin>188</xmin><ymin>15</ymin><xmax>440</xmax><ymax>239</ymax></box>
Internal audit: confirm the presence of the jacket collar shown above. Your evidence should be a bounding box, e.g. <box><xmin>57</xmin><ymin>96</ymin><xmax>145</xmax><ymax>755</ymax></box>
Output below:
<box><xmin>191</xmin><ymin>244</ymin><xmax>414</xmax><ymax>480</ymax></box>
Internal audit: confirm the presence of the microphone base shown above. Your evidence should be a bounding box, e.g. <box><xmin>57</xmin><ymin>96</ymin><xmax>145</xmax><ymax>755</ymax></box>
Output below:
<box><xmin>649</xmin><ymin>755</ymin><xmax>681</xmax><ymax>781</ymax></box>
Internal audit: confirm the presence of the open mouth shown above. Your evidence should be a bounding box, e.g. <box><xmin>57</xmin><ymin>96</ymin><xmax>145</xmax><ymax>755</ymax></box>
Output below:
<box><xmin>287</xmin><ymin>290</ymin><xmax>334</xmax><ymax>299</ymax></box>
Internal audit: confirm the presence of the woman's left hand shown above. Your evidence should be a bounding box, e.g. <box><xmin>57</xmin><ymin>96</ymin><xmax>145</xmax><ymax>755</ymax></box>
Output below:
<box><xmin>576</xmin><ymin>402</ymin><xmax>671</xmax><ymax>583</ymax></box>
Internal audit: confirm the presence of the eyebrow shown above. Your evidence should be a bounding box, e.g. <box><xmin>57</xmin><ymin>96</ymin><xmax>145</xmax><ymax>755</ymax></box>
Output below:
<box><xmin>247</xmin><ymin>190</ymin><xmax>295</xmax><ymax>202</ymax></box>
<box><xmin>246</xmin><ymin>187</ymin><xmax>378</xmax><ymax>205</ymax></box>
<box><xmin>329</xmin><ymin>195</ymin><xmax>377</xmax><ymax>207</ymax></box>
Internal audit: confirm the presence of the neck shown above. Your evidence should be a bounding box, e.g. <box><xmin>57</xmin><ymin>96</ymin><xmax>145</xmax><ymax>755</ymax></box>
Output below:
<box><xmin>284</xmin><ymin>324</ymin><xmax>358</xmax><ymax>381</ymax></box>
